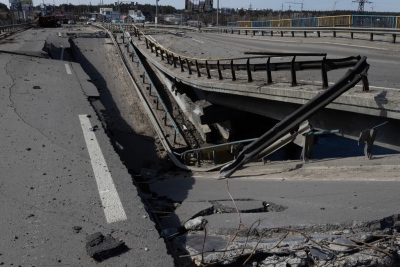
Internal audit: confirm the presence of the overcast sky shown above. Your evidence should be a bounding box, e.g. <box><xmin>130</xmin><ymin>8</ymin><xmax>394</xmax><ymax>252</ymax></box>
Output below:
<box><xmin>2</xmin><ymin>0</ymin><xmax>400</xmax><ymax>12</ymax></box>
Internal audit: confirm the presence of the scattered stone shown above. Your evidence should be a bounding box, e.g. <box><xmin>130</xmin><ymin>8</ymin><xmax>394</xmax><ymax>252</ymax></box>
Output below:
<box><xmin>27</xmin><ymin>214</ymin><xmax>35</xmax><ymax>218</ymax></box>
<box><xmin>26</xmin><ymin>148</ymin><xmax>31</xmax><ymax>151</ymax></box>
<box><xmin>73</xmin><ymin>226</ymin><xmax>82</xmax><ymax>233</ymax></box>
<box><xmin>310</xmin><ymin>247</ymin><xmax>334</xmax><ymax>261</ymax></box>
<box><xmin>85</xmin><ymin>232</ymin><xmax>127</xmax><ymax>262</ymax></box>
<box><xmin>329</xmin><ymin>237</ymin><xmax>356</xmax><ymax>251</ymax></box>
<box><xmin>184</xmin><ymin>216</ymin><xmax>206</xmax><ymax>231</ymax></box>
<box><xmin>144</xmin><ymin>247</ymin><xmax>149</xmax><ymax>251</ymax></box>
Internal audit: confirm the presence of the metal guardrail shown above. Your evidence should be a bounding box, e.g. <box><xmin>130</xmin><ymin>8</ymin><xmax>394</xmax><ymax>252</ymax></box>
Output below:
<box><xmin>219</xmin><ymin>57</ymin><xmax>370</xmax><ymax>178</ymax></box>
<box><xmin>0</xmin><ymin>23</ymin><xmax>31</xmax><ymax>35</ymax></box>
<box><xmin>116</xmin><ymin>24</ymin><xmax>183</xmax><ymax>145</ymax></box>
<box><xmin>234</xmin><ymin>15</ymin><xmax>400</xmax><ymax>28</ymax></box>
<box><xmin>131</xmin><ymin>25</ymin><xmax>361</xmax><ymax>88</ymax></box>
<box><xmin>138</xmin><ymin>22</ymin><xmax>400</xmax><ymax>43</ymax></box>
<box><xmin>221</xmin><ymin>26</ymin><xmax>400</xmax><ymax>43</ymax></box>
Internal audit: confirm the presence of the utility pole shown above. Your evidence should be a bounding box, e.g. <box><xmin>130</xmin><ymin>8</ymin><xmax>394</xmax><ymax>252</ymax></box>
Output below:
<box><xmin>155</xmin><ymin>0</ymin><xmax>158</xmax><ymax>26</ymax></box>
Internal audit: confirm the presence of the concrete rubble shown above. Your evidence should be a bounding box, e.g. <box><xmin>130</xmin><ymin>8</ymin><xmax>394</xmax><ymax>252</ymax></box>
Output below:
<box><xmin>85</xmin><ymin>232</ymin><xmax>128</xmax><ymax>262</ymax></box>
<box><xmin>172</xmin><ymin>223</ymin><xmax>400</xmax><ymax>266</ymax></box>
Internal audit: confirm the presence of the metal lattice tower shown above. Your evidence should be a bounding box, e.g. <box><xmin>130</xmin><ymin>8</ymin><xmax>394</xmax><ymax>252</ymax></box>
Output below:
<box><xmin>352</xmin><ymin>0</ymin><xmax>372</xmax><ymax>12</ymax></box>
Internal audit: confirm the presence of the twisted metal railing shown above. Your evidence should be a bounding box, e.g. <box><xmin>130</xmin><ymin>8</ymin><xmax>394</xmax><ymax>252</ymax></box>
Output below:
<box><xmin>131</xmin><ymin>25</ymin><xmax>363</xmax><ymax>88</ymax></box>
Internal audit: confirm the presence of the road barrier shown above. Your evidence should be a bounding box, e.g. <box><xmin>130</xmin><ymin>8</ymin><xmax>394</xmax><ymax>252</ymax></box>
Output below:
<box><xmin>219</xmin><ymin>57</ymin><xmax>370</xmax><ymax>178</ymax></box>
<box><xmin>131</xmin><ymin>25</ymin><xmax>360</xmax><ymax>88</ymax></box>
<box><xmin>0</xmin><ymin>23</ymin><xmax>31</xmax><ymax>36</ymax></box>
<box><xmin>230</xmin><ymin>14</ymin><xmax>400</xmax><ymax>29</ymax></box>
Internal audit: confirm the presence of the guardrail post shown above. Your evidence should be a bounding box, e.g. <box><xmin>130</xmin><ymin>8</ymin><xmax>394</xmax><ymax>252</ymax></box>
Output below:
<box><xmin>172</xmin><ymin>54</ymin><xmax>177</xmax><ymax>68</ymax></box>
<box><xmin>351</xmin><ymin>32</ymin><xmax>354</xmax><ymax>39</ymax></box>
<box><xmin>271</xmin><ymin>31</ymin><xmax>274</xmax><ymax>37</ymax></box>
<box><xmin>304</xmin><ymin>31</ymin><xmax>307</xmax><ymax>38</ymax></box>
<box><xmin>291</xmin><ymin>31</ymin><xmax>295</xmax><ymax>37</ymax></box>
<box><xmin>134</xmin><ymin>28</ymin><xmax>137</xmax><ymax>37</ymax></box>
<box><xmin>164</xmin><ymin>112</ymin><xmax>167</xmax><ymax>125</ymax></box>
<box><xmin>186</xmin><ymin>59</ymin><xmax>192</xmax><ymax>75</ymax></box>
<box><xmin>317</xmin><ymin>31</ymin><xmax>321</xmax><ymax>37</ymax></box>
<box><xmin>217</xmin><ymin>60</ymin><xmax>223</xmax><ymax>80</ymax></box>
<box><xmin>231</xmin><ymin>59</ymin><xmax>236</xmax><ymax>81</ymax></box>
<box><xmin>361</xmin><ymin>74</ymin><xmax>370</xmax><ymax>92</ymax></box>
<box><xmin>245</xmin><ymin>30</ymin><xmax>247</xmax><ymax>35</ymax></box>
<box><xmin>165</xmin><ymin>52</ymin><xmax>170</xmax><ymax>64</ymax></box>
<box><xmin>156</xmin><ymin>98</ymin><xmax>159</xmax><ymax>110</ymax></box>
<box><xmin>205</xmin><ymin>61</ymin><xmax>211</xmax><ymax>79</ymax></box>
<box><xmin>321</xmin><ymin>57</ymin><xmax>329</xmax><ymax>89</ymax></box>
<box><xmin>174</xmin><ymin>130</ymin><xmax>177</xmax><ymax>144</ymax></box>
<box><xmin>393</xmin><ymin>34</ymin><xmax>397</xmax><ymax>43</ymax></box>
<box><xmin>261</xmin><ymin>31</ymin><xmax>264</xmax><ymax>36</ymax></box>
<box><xmin>145</xmin><ymin>38</ymin><xmax>149</xmax><ymax>48</ymax></box>
<box><xmin>122</xmin><ymin>33</ymin><xmax>124</xmax><ymax>43</ymax></box>
<box><xmin>142</xmin><ymin>72</ymin><xmax>146</xmax><ymax>83</ymax></box>
<box><xmin>195</xmin><ymin>60</ymin><xmax>201</xmax><ymax>77</ymax></box>
<box><xmin>246</xmin><ymin>58</ymin><xmax>253</xmax><ymax>82</ymax></box>
<box><xmin>266</xmin><ymin>57</ymin><xmax>272</xmax><ymax>84</ymax></box>
<box><xmin>281</xmin><ymin>31</ymin><xmax>283</xmax><ymax>37</ymax></box>
<box><xmin>179</xmin><ymin>56</ymin><xmax>184</xmax><ymax>72</ymax></box>
<box><xmin>333</xmin><ymin>31</ymin><xmax>336</xmax><ymax>38</ymax></box>
<box><xmin>148</xmin><ymin>83</ymin><xmax>152</xmax><ymax>95</ymax></box>
<box><xmin>238</xmin><ymin>30</ymin><xmax>240</xmax><ymax>35</ymax></box>
<box><xmin>291</xmin><ymin>56</ymin><xmax>297</xmax><ymax>86</ymax></box>
<box><xmin>196</xmin><ymin>152</ymin><xmax>201</xmax><ymax>166</ymax></box>
<box><xmin>370</xmin><ymin>33</ymin><xmax>374</xmax><ymax>41</ymax></box>
<box><xmin>155</xmin><ymin>46</ymin><xmax>159</xmax><ymax>57</ymax></box>
<box><xmin>160</xmin><ymin>49</ymin><xmax>164</xmax><ymax>60</ymax></box>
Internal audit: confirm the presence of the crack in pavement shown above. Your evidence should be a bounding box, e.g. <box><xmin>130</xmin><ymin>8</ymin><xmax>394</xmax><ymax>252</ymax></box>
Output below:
<box><xmin>4</xmin><ymin>58</ymin><xmax>88</xmax><ymax>160</ymax></box>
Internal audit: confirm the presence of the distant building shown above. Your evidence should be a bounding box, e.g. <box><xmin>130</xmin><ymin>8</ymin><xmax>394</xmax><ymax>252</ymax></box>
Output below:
<box><xmin>99</xmin><ymin>7</ymin><xmax>119</xmax><ymax>21</ymax></box>
<box><xmin>126</xmin><ymin>10</ymin><xmax>145</xmax><ymax>23</ymax></box>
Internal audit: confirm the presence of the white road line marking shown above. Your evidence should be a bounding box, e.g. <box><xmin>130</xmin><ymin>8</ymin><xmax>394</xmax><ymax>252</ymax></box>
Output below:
<box><xmin>192</xmin><ymin>38</ymin><xmax>204</xmax><ymax>43</ymax></box>
<box><xmin>79</xmin><ymin>115</ymin><xmax>127</xmax><ymax>224</ymax></box>
<box><xmin>65</xmin><ymin>64</ymin><xmax>72</xmax><ymax>75</ymax></box>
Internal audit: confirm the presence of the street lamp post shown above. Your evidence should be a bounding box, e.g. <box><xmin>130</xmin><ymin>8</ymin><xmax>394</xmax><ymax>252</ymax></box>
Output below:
<box><xmin>155</xmin><ymin>0</ymin><xmax>158</xmax><ymax>26</ymax></box>
<box><xmin>216</xmin><ymin>0</ymin><xmax>219</xmax><ymax>27</ymax></box>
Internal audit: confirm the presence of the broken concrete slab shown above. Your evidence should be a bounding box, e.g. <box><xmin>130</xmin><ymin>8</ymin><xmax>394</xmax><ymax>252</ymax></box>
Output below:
<box><xmin>160</xmin><ymin>201</ymin><xmax>213</xmax><ymax>229</ymax></box>
<box><xmin>85</xmin><ymin>232</ymin><xmax>128</xmax><ymax>262</ymax></box>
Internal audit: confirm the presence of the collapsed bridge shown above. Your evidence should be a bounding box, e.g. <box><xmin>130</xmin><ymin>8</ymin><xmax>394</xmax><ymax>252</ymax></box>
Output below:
<box><xmin>101</xmin><ymin>23</ymin><xmax>400</xmax><ymax>173</ymax></box>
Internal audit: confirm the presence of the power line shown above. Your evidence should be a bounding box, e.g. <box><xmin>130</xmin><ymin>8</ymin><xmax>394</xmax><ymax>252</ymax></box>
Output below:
<box><xmin>352</xmin><ymin>0</ymin><xmax>372</xmax><ymax>12</ymax></box>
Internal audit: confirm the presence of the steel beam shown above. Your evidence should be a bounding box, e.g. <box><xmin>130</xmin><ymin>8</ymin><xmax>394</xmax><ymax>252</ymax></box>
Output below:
<box><xmin>219</xmin><ymin>57</ymin><xmax>370</xmax><ymax>179</ymax></box>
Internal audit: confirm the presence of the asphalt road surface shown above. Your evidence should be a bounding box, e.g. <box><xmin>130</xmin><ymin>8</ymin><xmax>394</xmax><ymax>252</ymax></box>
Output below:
<box><xmin>189</xmin><ymin>32</ymin><xmax>400</xmax><ymax>90</ymax></box>
<box><xmin>1</xmin><ymin>25</ymin><xmax>400</xmax><ymax>267</ymax></box>
<box><xmin>0</xmin><ymin>27</ymin><xmax>173</xmax><ymax>266</ymax></box>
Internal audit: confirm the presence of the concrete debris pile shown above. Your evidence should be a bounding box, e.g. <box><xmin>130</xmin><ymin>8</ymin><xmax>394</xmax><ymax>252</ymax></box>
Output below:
<box><xmin>85</xmin><ymin>232</ymin><xmax>128</xmax><ymax>262</ymax></box>
<box><xmin>169</xmin><ymin>218</ymin><xmax>400</xmax><ymax>266</ymax></box>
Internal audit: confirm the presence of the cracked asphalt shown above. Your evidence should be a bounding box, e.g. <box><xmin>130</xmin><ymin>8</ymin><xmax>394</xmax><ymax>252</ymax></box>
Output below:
<box><xmin>2</xmin><ymin>24</ymin><xmax>400</xmax><ymax>267</ymax></box>
<box><xmin>0</xmin><ymin>28</ymin><xmax>173</xmax><ymax>266</ymax></box>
